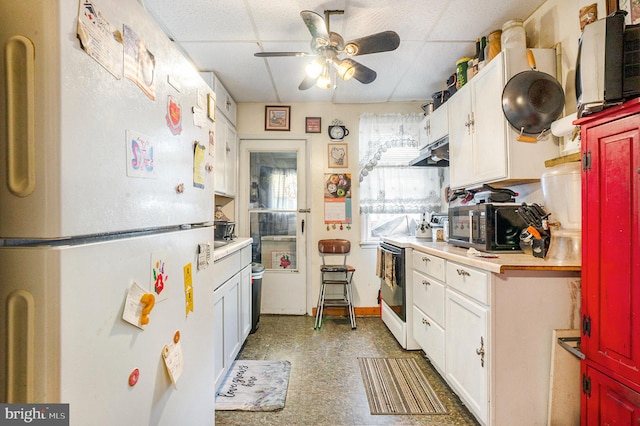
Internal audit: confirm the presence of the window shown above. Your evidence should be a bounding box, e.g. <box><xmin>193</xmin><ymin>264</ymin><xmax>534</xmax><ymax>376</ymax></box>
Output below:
<box><xmin>359</xmin><ymin>113</ymin><xmax>444</xmax><ymax>243</ymax></box>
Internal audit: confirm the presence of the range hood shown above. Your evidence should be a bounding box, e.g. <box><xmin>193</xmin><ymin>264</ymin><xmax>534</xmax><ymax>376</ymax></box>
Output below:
<box><xmin>409</xmin><ymin>137</ymin><xmax>449</xmax><ymax>167</ymax></box>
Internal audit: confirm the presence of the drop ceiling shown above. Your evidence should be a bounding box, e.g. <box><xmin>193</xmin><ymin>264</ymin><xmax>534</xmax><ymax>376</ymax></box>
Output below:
<box><xmin>142</xmin><ymin>0</ymin><xmax>547</xmax><ymax>104</ymax></box>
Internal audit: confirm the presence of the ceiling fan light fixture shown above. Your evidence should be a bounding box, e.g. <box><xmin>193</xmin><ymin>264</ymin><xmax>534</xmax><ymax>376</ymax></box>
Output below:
<box><xmin>344</xmin><ymin>42</ymin><xmax>359</xmax><ymax>56</ymax></box>
<box><xmin>316</xmin><ymin>65</ymin><xmax>331</xmax><ymax>89</ymax></box>
<box><xmin>305</xmin><ymin>59</ymin><xmax>324</xmax><ymax>78</ymax></box>
<box><xmin>334</xmin><ymin>59</ymin><xmax>356</xmax><ymax>81</ymax></box>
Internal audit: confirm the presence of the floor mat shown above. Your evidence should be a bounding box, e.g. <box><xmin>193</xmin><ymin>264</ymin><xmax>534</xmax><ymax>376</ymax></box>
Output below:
<box><xmin>358</xmin><ymin>357</ymin><xmax>448</xmax><ymax>415</ymax></box>
<box><xmin>216</xmin><ymin>360</ymin><xmax>290</xmax><ymax>411</ymax></box>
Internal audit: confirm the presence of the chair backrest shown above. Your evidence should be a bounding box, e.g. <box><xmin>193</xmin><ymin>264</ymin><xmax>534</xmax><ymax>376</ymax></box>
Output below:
<box><xmin>318</xmin><ymin>239</ymin><xmax>351</xmax><ymax>266</ymax></box>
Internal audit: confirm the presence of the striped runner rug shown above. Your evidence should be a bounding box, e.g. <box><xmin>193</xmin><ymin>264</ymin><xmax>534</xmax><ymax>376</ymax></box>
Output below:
<box><xmin>358</xmin><ymin>357</ymin><xmax>448</xmax><ymax>415</ymax></box>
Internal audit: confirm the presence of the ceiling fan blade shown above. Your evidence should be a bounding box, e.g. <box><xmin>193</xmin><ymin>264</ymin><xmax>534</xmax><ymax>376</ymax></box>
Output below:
<box><xmin>342</xmin><ymin>58</ymin><xmax>377</xmax><ymax>84</ymax></box>
<box><xmin>300</xmin><ymin>10</ymin><xmax>330</xmax><ymax>46</ymax></box>
<box><xmin>298</xmin><ymin>75</ymin><xmax>316</xmax><ymax>91</ymax></box>
<box><xmin>254</xmin><ymin>52</ymin><xmax>313</xmax><ymax>57</ymax></box>
<box><xmin>344</xmin><ymin>31</ymin><xmax>400</xmax><ymax>56</ymax></box>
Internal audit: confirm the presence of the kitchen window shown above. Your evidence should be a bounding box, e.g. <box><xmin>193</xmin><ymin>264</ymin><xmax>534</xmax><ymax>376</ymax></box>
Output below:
<box><xmin>359</xmin><ymin>113</ymin><xmax>443</xmax><ymax>243</ymax></box>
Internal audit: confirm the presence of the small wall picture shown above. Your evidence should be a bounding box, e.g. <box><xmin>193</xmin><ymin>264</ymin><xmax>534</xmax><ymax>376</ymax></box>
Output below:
<box><xmin>328</xmin><ymin>143</ymin><xmax>348</xmax><ymax>168</ymax></box>
<box><xmin>305</xmin><ymin>117</ymin><xmax>321</xmax><ymax>133</ymax></box>
<box><xmin>265</xmin><ymin>105</ymin><xmax>291</xmax><ymax>131</ymax></box>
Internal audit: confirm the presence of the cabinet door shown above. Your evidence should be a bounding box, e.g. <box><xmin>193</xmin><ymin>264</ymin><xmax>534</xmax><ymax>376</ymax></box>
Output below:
<box><xmin>471</xmin><ymin>56</ymin><xmax>507</xmax><ymax>183</ymax></box>
<box><xmin>214</xmin><ymin>117</ymin><xmax>237</xmax><ymax>196</ymax></box>
<box><xmin>225</xmin><ymin>125</ymin><xmax>237</xmax><ymax>196</ymax></box>
<box><xmin>583</xmin><ymin>365</ymin><xmax>640</xmax><ymax>425</ymax></box>
<box><xmin>214</xmin><ymin>117</ymin><xmax>228</xmax><ymax>194</ymax></box>
<box><xmin>419</xmin><ymin>104</ymin><xmax>449</xmax><ymax>151</ymax></box>
<box><xmin>430</xmin><ymin>104</ymin><xmax>449</xmax><ymax>143</ymax></box>
<box><xmin>448</xmin><ymin>87</ymin><xmax>474</xmax><ymax>188</ymax></box>
<box><xmin>224</xmin><ymin>273</ymin><xmax>241</xmax><ymax>368</ymax></box>
<box><xmin>582</xmin><ymin>111</ymin><xmax>640</xmax><ymax>385</ymax></box>
<box><xmin>213</xmin><ymin>276</ymin><xmax>241</xmax><ymax>391</ymax></box>
<box><xmin>446</xmin><ymin>288</ymin><xmax>489</xmax><ymax>424</ymax></box>
<box><xmin>240</xmin><ymin>264</ymin><xmax>251</xmax><ymax>340</ymax></box>
<box><xmin>413</xmin><ymin>305</ymin><xmax>445</xmax><ymax>374</ymax></box>
<box><xmin>213</xmin><ymin>287</ymin><xmax>225</xmax><ymax>390</ymax></box>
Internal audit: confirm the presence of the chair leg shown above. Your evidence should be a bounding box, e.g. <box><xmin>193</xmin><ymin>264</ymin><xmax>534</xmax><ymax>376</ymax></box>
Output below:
<box><xmin>314</xmin><ymin>279</ymin><xmax>326</xmax><ymax>329</ymax></box>
<box><xmin>346</xmin><ymin>275</ymin><xmax>356</xmax><ymax>329</ymax></box>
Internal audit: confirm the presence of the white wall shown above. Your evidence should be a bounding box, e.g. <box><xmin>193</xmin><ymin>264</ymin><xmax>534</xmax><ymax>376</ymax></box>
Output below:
<box><xmin>235</xmin><ymin>0</ymin><xmax>608</xmax><ymax>315</ymax></box>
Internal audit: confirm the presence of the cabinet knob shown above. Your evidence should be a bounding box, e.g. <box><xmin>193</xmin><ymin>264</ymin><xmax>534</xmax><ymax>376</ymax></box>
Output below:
<box><xmin>422</xmin><ymin>279</ymin><xmax>430</xmax><ymax>286</ymax></box>
<box><xmin>422</xmin><ymin>257</ymin><xmax>430</xmax><ymax>263</ymax></box>
<box><xmin>456</xmin><ymin>268</ymin><xmax>470</xmax><ymax>277</ymax></box>
<box><xmin>422</xmin><ymin>318</ymin><xmax>431</xmax><ymax>326</ymax></box>
<box><xmin>476</xmin><ymin>336</ymin><xmax>485</xmax><ymax>367</ymax></box>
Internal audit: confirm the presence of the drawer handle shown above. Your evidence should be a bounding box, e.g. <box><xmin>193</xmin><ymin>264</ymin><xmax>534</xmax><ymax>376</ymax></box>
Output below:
<box><xmin>422</xmin><ymin>279</ymin><xmax>430</xmax><ymax>286</ymax></box>
<box><xmin>422</xmin><ymin>257</ymin><xmax>430</xmax><ymax>263</ymax></box>
<box><xmin>422</xmin><ymin>318</ymin><xmax>431</xmax><ymax>326</ymax></box>
<box><xmin>476</xmin><ymin>336</ymin><xmax>485</xmax><ymax>367</ymax></box>
<box><xmin>456</xmin><ymin>268</ymin><xmax>470</xmax><ymax>277</ymax></box>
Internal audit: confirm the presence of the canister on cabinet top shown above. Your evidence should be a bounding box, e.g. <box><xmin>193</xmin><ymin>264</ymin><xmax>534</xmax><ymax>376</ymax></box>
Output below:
<box><xmin>456</xmin><ymin>57</ymin><xmax>471</xmax><ymax>89</ymax></box>
<box><xmin>487</xmin><ymin>30</ymin><xmax>502</xmax><ymax>61</ymax></box>
<box><xmin>501</xmin><ymin>19</ymin><xmax>526</xmax><ymax>51</ymax></box>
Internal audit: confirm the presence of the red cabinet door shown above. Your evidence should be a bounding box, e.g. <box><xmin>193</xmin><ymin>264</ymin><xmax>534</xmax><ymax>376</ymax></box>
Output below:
<box><xmin>583</xmin><ymin>364</ymin><xmax>640</xmax><ymax>426</ymax></box>
<box><xmin>581</xmin><ymin>105</ymin><xmax>640</xmax><ymax>385</ymax></box>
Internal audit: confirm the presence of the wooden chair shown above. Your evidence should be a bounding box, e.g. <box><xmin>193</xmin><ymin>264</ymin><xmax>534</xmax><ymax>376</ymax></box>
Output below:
<box><xmin>314</xmin><ymin>239</ymin><xmax>356</xmax><ymax>329</ymax></box>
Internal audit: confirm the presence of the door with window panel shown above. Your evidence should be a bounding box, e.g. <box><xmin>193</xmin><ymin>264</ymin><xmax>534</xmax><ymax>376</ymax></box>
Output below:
<box><xmin>238</xmin><ymin>139</ymin><xmax>307</xmax><ymax>315</ymax></box>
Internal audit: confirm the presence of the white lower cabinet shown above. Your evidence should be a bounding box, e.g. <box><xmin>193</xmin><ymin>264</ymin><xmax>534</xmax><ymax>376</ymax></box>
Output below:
<box><xmin>240</xmin><ymin>263</ymin><xmax>251</xmax><ymax>338</ymax></box>
<box><xmin>411</xmin><ymin>249</ymin><xmax>580</xmax><ymax>425</ymax></box>
<box><xmin>412</xmin><ymin>305</ymin><xmax>445</xmax><ymax>374</ymax></box>
<box><xmin>213</xmin><ymin>244</ymin><xmax>252</xmax><ymax>392</ymax></box>
<box><xmin>446</xmin><ymin>287</ymin><xmax>488</xmax><ymax>424</ymax></box>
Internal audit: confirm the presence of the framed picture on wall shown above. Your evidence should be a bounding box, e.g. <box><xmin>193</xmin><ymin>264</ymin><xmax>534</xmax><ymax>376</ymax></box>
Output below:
<box><xmin>328</xmin><ymin>143</ymin><xmax>348</xmax><ymax>168</ymax></box>
<box><xmin>305</xmin><ymin>117</ymin><xmax>321</xmax><ymax>133</ymax></box>
<box><xmin>265</xmin><ymin>105</ymin><xmax>291</xmax><ymax>131</ymax></box>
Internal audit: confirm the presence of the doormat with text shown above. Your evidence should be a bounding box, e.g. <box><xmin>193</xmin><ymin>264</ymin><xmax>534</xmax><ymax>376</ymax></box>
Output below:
<box><xmin>216</xmin><ymin>360</ymin><xmax>290</xmax><ymax>411</ymax></box>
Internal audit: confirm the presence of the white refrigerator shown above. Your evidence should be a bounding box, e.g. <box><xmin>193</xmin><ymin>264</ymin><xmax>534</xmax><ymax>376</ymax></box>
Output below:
<box><xmin>1</xmin><ymin>0</ymin><xmax>217</xmax><ymax>424</ymax></box>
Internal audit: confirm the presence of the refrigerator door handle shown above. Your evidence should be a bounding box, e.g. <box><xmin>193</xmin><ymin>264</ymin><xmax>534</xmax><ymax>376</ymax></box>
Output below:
<box><xmin>6</xmin><ymin>289</ymin><xmax>35</xmax><ymax>402</ymax></box>
<box><xmin>6</xmin><ymin>35</ymin><xmax>36</xmax><ymax>197</ymax></box>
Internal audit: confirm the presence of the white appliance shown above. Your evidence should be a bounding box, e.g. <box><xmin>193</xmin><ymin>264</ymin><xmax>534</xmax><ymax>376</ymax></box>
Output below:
<box><xmin>1</xmin><ymin>0</ymin><xmax>217</xmax><ymax>424</ymax></box>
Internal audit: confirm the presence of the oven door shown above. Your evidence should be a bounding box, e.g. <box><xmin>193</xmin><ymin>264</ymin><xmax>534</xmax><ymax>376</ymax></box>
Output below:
<box><xmin>379</xmin><ymin>242</ymin><xmax>405</xmax><ymax>321</ymax></box>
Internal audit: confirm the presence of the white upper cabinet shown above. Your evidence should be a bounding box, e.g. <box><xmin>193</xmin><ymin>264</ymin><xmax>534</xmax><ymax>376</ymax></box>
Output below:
<box><xmin>214</xmin><ymin>76</ymin><xmax>237</xmax><ymax>127</ymax></box>
<box><xmin>418</xmin><ymin>103</ymin><xmax>449</xmax><ymax>151</ymax></box>
<box><xmin>448</xmin><ymin>49</ymin><xmax>560</xmax><ymax>189</ymax></box>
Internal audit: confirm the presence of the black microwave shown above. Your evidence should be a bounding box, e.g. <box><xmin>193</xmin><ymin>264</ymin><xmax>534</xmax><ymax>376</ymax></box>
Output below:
<box><xmin>447</xmin><ymin>203</ymin><xmax>527</xmax><ymax>252</ymax></box>
<box><xmin>576</xmin><ymin>11</ymin><xmax>640</xmax><ymax>117</ymax></box>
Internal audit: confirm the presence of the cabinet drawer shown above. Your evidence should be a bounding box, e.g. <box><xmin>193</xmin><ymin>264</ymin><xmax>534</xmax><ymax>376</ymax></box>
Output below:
<box><xmin>213</xmin><ymin>251</ymin><xmax>240</xmax><ymax>290</ymax></box>
<box><xmin>240</xmin><ymin>244</ymin><xmax>251</xmax><ymax>266</ymax></box>
<box><xmin>412</xmin><ymin>270</ymin><xmax>445</xmax><ymax>326</ymax></box>
<box><xmin>413</xmin><ymin>305</ymin><xmax>445</xmax><ymax>374</ymax></box>
<box><xmin>412</xmin><ymin>251</ymin><xmax>445</xmax><ymax>281</ymax></box>
<box><xmin>446</xmin><ymin>261</ymin><xmax>489</xmax><ymax>305</ymax></box>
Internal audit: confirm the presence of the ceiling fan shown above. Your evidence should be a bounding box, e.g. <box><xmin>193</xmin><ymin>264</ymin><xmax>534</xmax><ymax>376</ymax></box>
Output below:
<box><xmin>254</xmin><ymin>10</ymin><xmax>400</xmax><ymax>90</ymax></box>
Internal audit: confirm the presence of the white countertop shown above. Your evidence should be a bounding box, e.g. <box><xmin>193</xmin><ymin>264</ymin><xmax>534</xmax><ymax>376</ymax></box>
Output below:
<box><xmin>213</xmin><ymin>237</ymin><xmax>252</xmax><ymax>261</ymax></box>
<box><xmin>383</xmin><ymin>236</ymin><xmax>581</xmax><ymax>274</ymax></box>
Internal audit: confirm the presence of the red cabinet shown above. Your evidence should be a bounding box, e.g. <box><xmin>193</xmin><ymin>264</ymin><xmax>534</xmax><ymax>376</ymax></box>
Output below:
<box><xmin>578</xmin><ymin>99</ymin><xmax>640</xmax><ymax>424</ymax></box>
<box><xmin>582</xmin><ymin>364</ymin><xmax>640</xmax><ymax>425</ymax></box>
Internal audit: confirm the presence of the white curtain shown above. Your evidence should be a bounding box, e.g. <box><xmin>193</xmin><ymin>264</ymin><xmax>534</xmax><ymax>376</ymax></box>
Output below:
<box><xmin>260</xmin><ymin>166</ymin><xmax>297</xmax><ymax>210</ymax></box>
<box><xmin>358</xmin><ymin>113</ymin><xmax>442</xmax><ymax>214</ymax></box>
